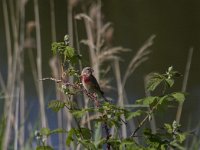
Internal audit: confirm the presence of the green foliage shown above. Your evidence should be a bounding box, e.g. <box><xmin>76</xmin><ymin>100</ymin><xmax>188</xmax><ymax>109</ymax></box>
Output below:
<box><xmin>51</xmin><ymin>35</ymin><xmax>81</xmax><ymax>65</ymax></box>
<box><xmin>43</xmin><ymin>37</ymin><xmax>189</xmax><ymax>149</ymax></box>
<box><xmin>146</xmin><ymin>66</ymin><xmax>181</xmax><ymax>92</ymax></box>
<box><xmin>66</xmin><ymin>127</ymin><xmax>92</xmax><ymax>147</ymax></box>
<box><xmin>143</xmin><ymin>121</ymin><xmax>186</xmax><ymax>150</ymax></box>
<box><xmin>48</xmin><ymin>100</ymin><xmax>65</xmax><ymax>112</ymax></box>
<box><xmin>35</xmin><ymin>127</ymin><xmax>66</xmax><ymax>150</ymax></box>
<box><xmin>125</xmin><ymin>109</ymin><xmax>145</xmax><ymax>121</ymax></box>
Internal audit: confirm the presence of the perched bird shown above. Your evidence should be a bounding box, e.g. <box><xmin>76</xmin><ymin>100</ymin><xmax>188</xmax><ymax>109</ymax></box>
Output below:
<box><xmin>81</xmin><ymin>67</ymin><xmax>108</xmax><ymax>102</ymax></box>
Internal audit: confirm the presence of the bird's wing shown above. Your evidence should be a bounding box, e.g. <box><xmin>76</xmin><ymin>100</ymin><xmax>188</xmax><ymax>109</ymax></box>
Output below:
<box><xmin>89</xmin><ymin>75</ymin><xmax>104</xmax><ymax>95</ymax></box>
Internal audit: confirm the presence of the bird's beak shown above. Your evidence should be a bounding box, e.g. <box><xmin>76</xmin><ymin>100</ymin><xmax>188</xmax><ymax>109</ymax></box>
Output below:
<box><xmin>91</xmin><ymin>68</ymin><xmax>94</xmax><ymax>72</ymax></box>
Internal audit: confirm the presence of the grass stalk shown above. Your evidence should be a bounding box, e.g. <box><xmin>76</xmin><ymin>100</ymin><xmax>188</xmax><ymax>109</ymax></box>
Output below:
<box><xmin>50</xmin><ymin>0</ymin><xmax>56</xmax><ymax>42</ymax></box>
<box><xmin>2</xmin><ymin>0</ymin><xmax>20</xmax><ymax>148</ymax></box>
<box><xmin>14</xmin><ymin>88</ymin><xmax>20</xmax><ymax>150</ymax></box>
<box><xmin>34</xmin><ymin>0</ymin><xmax>47</xmax><ymax>128</ymax></box>
<box><xmin>122</xmin><ymin>35</ymin><xmax>156</xmax><ymax>88</ymax></box>
<box><xmin>113</xmin><ymin>59</ymin><xmax>127</xmax><ymax>138</ymax></box>
<box><xmin>18</xmin><ymin>0</ymin><xmax>26</xmax><ymax>148</ymax></box>
<box><xmin>176</xmin><ymin>48</ymin><xmax>193</xmax><ymax>124</ymax></box>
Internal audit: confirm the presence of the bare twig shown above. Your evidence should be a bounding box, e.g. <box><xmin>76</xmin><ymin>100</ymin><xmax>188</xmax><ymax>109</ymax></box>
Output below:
<box><xmin>40</xmin><ymin>77</ymin><xmax>100</xmax><ymax>106</ymax></box>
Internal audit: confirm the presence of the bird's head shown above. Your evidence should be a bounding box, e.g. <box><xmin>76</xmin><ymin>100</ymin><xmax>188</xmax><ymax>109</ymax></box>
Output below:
<box><xmin>81</xmin><ymin>67</ymin><xmax>94</xmax><ymax>77</ymax></box>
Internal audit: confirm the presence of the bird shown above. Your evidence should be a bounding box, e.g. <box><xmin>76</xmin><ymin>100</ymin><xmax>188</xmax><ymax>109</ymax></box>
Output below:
<box><xmin>81</xmin><ymin>67</ymin><xmax>108</xmax><ymax>102</ymax></box>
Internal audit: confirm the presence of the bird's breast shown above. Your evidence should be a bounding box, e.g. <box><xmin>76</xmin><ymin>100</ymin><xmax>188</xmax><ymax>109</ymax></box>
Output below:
<box><xmin>82</xmin><ymin>75</ymin><xmax>90</xmax><ymax>83</ymax></box>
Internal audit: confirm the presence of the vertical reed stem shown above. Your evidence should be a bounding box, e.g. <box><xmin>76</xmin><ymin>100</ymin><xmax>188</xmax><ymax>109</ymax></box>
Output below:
<box><xmin>34</xmin><ymin>0</ymin><xmax>47</xmax><ymax>128</ymax></box>
<box><xmin>176</xmin><ymin>48</ymin><xmax>193</xmax><ymax>124</ymax></box>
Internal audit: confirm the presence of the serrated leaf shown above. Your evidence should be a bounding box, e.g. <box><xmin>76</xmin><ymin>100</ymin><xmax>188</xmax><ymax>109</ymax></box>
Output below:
<box><xmin>36</xmin><ymin>146</ymin><xmax>54</xmax><ymax>150</ymax></box>
<box><xmin>146</xmin><ymin>73</ymin><xmax>164</xmax><ymax>92</ymax></box>
<box><xmin>125</xmin><ymin>110</ymin><xmax>144</xmax><ymax>121</ymax></box>
<box><xmin>48</xmin><ymin>100</ymin><xmax>65</xmax><ymax>112</ymax></box>
<box><xmin>143</xmin><ymin>96</ymin><xmax>157</xmax><ymax>105</ymax></box>
<box><xmin>171</xmin><ymin>92</ymin><xmax>185</xmax><ymax>103</ymax></box>
<box><xmin>177</xmin><ymin>133</ymin><xmax>186</xmax><ymax>143</ymax></box>
<box><xmin>64</xmin><ymin>46</ymin><xmax>74</xmax><ymax>59</ymax></box>
<box><xmin>80</xmin><ymin>128</ymin><xmax>91</xmax><ymax>139</ymax></box>
<box><xmin>164</xmin><ymin>123</ymin><xmax>173</xmax><ymax>134</ymax></box>
<box><xmin>71</xmin><ymin>109</ymin><xmax>86</xmax><ymax>118</ymax></box>
<box><xmin>66</xmin><ymin>129</ymin><xmax>75</xmax><ymax>146</ymax></box>
<box><xmin>40</xmin><ymin>128</ymin><xmax>50</xmax><ymax>136</ymax></box>
<box><xmin>165</xmin><ymin>78</ymin><xmax>174</xmax><ymax>87</ymax></box>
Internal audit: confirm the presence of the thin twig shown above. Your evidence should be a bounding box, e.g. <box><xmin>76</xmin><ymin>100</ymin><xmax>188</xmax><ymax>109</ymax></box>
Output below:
<box><xmin>104</xmin><ymin>123</ymin><xmax>111</xmax><ymax>150</ymax></box>
<box><xmin>40</xmin><ymin>77</ymin><xmax>100</xmax><ymax>106</ymax></box>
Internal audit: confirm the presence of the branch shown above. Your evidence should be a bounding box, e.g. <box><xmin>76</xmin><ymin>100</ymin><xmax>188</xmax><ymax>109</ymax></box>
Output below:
<box><xmin>40</xmin><ymin>77</ymin><xmax>100</xmax><ymax>107</ymax></box>
<box><xmin>104</xmin><ymin>123</ymin><xmax>111</xmax><ymax>150</ymax></box>
<box><xmin>130</xmin><ymin>101</ymin><xmax>160</xmax><ymax>138</ymax></box>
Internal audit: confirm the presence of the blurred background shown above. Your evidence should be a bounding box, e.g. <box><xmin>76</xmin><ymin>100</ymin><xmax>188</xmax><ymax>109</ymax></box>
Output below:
<box><xmin>0</xmin><ymin>0</ymin><xmax>200</xmax><ymax>149</ymax></box>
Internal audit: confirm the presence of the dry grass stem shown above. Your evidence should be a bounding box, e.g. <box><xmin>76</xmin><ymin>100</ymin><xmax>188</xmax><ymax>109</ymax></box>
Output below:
<box><xmin>122</xmin><ymin>34</ymin><xmax>156</xmax><ymax>87</ymax></box>
<box><xmin>34</xmin><ymin>0</ymin><xmax>47</xmax><ymax>128</ymax></box>
<box><xmin>176</xmin><ymin>48</ymin><xmax>193</xmax><ymax>124</ymax></box>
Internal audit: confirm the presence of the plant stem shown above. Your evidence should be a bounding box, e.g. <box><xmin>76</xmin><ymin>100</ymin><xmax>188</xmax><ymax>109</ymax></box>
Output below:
<box><xmin>130</xmin><ymin>100</ymin><xmax>160</xmax><ymax>137</ymax></box>
<box><xmin>104</xmin><ymin>123</ymin><xmax>110</xmax><ymax>150</ymax></box>
<box><xmin>34</xmin><ymin>0</ymin><xmax>47</xmax><ymax>128</ymax></box>
<box><xmin>176</xmin><ymin>48</ymin><xmax>193</xmax><ymax>124</ymax></box>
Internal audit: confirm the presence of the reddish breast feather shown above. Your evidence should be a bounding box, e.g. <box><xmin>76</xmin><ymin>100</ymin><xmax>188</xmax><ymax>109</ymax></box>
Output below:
<box><xmin>82</xmin><ymin>75</ymin><xmax>90</xmax><ymax>83</ymax></box>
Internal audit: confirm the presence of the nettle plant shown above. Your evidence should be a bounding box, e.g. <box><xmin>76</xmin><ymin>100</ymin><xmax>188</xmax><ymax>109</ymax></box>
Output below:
<box><xmin>36</xmin><ymin>36</ymin><xmax>188</xmax><ymax>150</ymax></box>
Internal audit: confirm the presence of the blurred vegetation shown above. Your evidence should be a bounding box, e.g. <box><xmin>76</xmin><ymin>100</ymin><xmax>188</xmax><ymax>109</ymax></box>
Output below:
<box><xmin>0</xmin><ymin>0</ymin><xmax>199</xmax><ymax>149</ymax></box>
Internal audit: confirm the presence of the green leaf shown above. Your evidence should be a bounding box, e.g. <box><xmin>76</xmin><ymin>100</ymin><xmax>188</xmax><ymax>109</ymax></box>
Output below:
<box><xmin>164</xmin><ymin>123</ymin><xmax>173</xmax><ymax>134</ymax></box>
<box><xmin>40</xmin><ymin>128</ymin><xmax>50</xmax><ymax>136</ymax></box>
<box><xmin>125</xmin><ymin>110</ymin><xmax>144</xmax><ymax>121</ymax></box>
<box><xmin>48</xmin><ymin>100</ymin><xmax>65</xmax><ymax>112</ymax></box>
<box><xmin>143</xmin><ymin>96</ymin><xmax>157</xmax><ymax>105</ymax></box>
<box><xmin>49</xmin><ymin>128</ymin><xmax>66</xmax><ymax>135</ymax></box>
<box><xmin>95</xmin><ymin>138</ymin><xmax>106</xmax><ymax>148</ymax></box>
<box><xmin>136</xmin><ymin>96</ymin><xmax>157</xmax><ymax>106</ymax></box>
<box><xmin>78</xmin><ymin>139</ymin><xmax>97</xmax><ymax>150</ymax></box>
<box><xmin>71</xmin><ymin>109</ymin><xmax>86</xmax><ymax>118</ymax></box>
<box><xmin>36</xmin><ymin>146</ymin><xmax>54</xmax><ymax>150</ymax></box>
<box><xmin>64</xmin><ymin>46</ymin><xmax>74</xmax><ymax>59</ymax></box>
<box><xmin>107</xmin><ymin>138</ymin><xmax>121</xmax><ymax>149</ymax></box>
<box><xmin>171</xmin><ymin>92</ymin><xmax>185</xmax><ymax>103</ymax></box>
<box><xmin>176</xmin><ymin>133</ymin><xmax>186</xmax><ymax>143</ymax></box>
<box><xmin>170</xmin><ymin>141</ymin><xmax>185</xmax><ymax>150</ymax></box>
<box><xmin>165</xmin><ymin>78</ymin><xmax>174</xmax><ymax>87</ymax></box>
<box><xmin>120</xmin><ymin>138</ymin><xmax>137</xmax><ymax>150</ymax></box>
<box><xmin>146</xmin><ymin>73</ymin><xmax>164</xmax><ymax>92</ymax></box>
<box><xmin>80</xmin><ymin>128</ymin><xmax>91</xmax><ymax>139</ymax></box>
<box><xmin>66</xmin><ymin>129</ymin><xmax>75</xmax><ymax>146</ymax></box>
